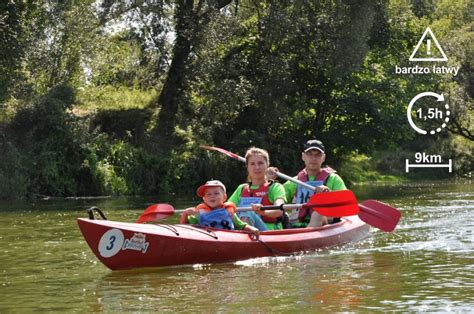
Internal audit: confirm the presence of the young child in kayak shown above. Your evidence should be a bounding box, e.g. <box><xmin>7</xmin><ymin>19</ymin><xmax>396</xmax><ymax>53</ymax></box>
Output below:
<box><xmin>179</xmin><ymin>180</ymin><xmax>259</xmax><ymax>234</ymax></box>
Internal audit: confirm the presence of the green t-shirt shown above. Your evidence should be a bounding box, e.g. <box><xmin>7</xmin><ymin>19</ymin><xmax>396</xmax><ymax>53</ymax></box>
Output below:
<box><xmin>228</xmin><ymin>182</ymin><xmax>287</xmax><ymax>206</ymax></box>
<box><xmin>187</xmin><ymin>213</ymin><xmax>248</xmax><ymax>230</ymax></box>
<box><xmin>228</xmin><ymin>182</ymin><xmax>287</xmax><ymax>230</ymax></box>
<box><xmin>283</xmin><ymin>173</ymin><xmax>346</xmax><ymax>202</ymax></box>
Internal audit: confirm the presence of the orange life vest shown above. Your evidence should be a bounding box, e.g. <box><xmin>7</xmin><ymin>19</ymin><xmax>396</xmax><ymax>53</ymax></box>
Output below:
<box><xmin>195</xmin><ymin>202</ymin><xmax>236</xmax><ymax>216</ymax></box>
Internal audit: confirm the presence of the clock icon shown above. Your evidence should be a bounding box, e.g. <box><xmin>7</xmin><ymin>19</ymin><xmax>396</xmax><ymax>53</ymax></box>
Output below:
<box><xmin>407</xmin><ymin>92</ymin><xmax>450</xmax><ymax>135</ymax></box>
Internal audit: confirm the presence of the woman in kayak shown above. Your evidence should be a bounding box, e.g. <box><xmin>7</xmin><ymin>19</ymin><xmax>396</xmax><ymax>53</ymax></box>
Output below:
<box><xmin>228</xmin><ymin>147</ymin><xmax>287</xmax><ymax>231</ymax></box>
<box><xmin>179</xmin><ymin>180</ymin><xmax>259</xmax><ymax>234</ymax></box>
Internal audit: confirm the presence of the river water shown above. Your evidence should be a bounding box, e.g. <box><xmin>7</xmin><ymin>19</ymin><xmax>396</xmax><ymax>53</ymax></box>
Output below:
<box><xmin>0</xmin><ymin>182</ymin><xmax>473</xmax><ymax>312</ymax></box>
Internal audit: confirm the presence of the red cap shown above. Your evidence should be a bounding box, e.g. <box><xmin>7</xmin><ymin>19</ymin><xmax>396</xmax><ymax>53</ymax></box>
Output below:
<box><xmin>196</xmin><ymin>180</ymin><xmax>226</xmax><ymax>197</ymax></box>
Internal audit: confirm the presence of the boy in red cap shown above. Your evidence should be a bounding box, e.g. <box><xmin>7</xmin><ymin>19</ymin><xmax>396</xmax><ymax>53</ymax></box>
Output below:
<box><xmin>179</xmin><ymin>180</ymin><xmax>259</xmax><ymax>234</ymax></box>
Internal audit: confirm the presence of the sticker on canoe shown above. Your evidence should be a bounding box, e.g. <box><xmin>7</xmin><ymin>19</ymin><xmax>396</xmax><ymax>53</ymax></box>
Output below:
<box><xmin>122</xmin><ymin>233</ymin><xmax>149</xmax><ymax>254</ymax></box>
<box><xmin>98</xmin><ymin>229</ymin><xmax>124</xmax><ymax>258</ymax></box>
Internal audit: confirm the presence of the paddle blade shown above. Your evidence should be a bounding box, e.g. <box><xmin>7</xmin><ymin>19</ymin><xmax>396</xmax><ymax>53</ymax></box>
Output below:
<box><xmin>200</xmin><ymin>145</ymin><xmax>246</xmax><ymax>162</ymax></box>
<box><xmin>308</xmin><ymin>190</ymin><xmax>359</xmax><ymax>216</ymax></box>
<box><xmin>136</xmin><ymin>204</ymin><xmax>175</xmax><ymax>223</ymax></box>
<box><xmin>358</xmin><ymin>200</ymin><xmax>401</xmax><ymax>232</ymax></box>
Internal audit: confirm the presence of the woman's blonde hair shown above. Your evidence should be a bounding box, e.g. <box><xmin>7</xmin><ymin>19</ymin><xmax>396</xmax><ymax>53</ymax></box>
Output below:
<box><xmin>245</xmin><ymin>147</ymin><xmax>270</xmax><ymax>166</ymax></box>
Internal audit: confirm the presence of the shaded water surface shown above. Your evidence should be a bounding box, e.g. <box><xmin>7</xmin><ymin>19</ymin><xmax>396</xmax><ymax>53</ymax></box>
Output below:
<box><xmin>1</xmin><ymin>182</ymin><xmax>473</xmax><ymax>312</ymax></box>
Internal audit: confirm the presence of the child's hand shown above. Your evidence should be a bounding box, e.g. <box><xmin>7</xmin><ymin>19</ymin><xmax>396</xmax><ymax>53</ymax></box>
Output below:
<box><xmin>183</xmin><ymin>207</ymin><xmax>198</xmax><ymax>215</ymax></box>
<box><xmin>180</xmin><ymin>207</ymin><xmax>197</xmax><ymax>224</ymax></box>
<box><xmin>245</xmin><ymin>225</ymin><xmax>259</xmax><ymax>235</ymax></box>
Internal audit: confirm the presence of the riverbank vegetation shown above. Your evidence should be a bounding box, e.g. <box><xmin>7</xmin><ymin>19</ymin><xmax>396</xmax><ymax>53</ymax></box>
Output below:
<box><xmin>0</xmin><ymin>0</ymin><xmax>472</xmax><ymax>199</ymax></box>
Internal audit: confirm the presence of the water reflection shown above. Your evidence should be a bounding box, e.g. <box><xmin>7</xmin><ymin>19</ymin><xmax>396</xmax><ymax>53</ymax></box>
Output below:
<box><xmin>87</xmin><ymin>250</ymin><xmax>406</xmax><ymax>312</ymax></box>
<box><xmin>0</xmin><ymin>182</ymin><xmax>473</xmax><ymax>311</ymax></box>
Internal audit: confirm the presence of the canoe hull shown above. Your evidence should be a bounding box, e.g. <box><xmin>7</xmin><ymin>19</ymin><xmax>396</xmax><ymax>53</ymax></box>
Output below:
<box><xmin>77</xmin><ymin>216</ymin><xmax>370</xmax><ymax>270</ymax></box>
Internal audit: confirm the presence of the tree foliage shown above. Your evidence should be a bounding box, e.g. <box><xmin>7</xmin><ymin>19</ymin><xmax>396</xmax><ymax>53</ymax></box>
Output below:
<box><xmin>0</xmin><ymin>0</ymin><xmax>472</xmax><ymax>199</ymax></box>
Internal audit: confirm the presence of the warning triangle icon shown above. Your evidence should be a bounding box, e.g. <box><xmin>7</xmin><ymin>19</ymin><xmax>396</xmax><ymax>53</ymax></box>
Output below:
<box><xmin>409</xmin><ymin>27</ymin><xmax>448</xmax><ymax>62</ymax></box>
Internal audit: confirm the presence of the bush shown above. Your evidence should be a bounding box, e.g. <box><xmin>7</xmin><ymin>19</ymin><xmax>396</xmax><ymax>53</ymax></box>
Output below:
<box><xmin>0</xmin><ymin>140</ymin><xmax>27</xmax><ymax>199</ymax></box>
<box><xmin>83</xmin><ymin>134</ymin><xmax>164</xmax><ymax>196</ymax></box>
<box><xmin>339</xmin><ymin>152</ymin><xmax>403</xmax><ymax>185</ymax></box>
<box><xmin>5</xmin><ymin>85</ymin><xmax>89</xmax><ymax>197</ymax></box>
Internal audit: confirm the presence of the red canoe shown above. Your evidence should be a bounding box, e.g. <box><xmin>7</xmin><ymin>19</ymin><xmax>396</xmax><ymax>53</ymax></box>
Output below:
<box><xmin>77</xmin><ymin>216</ymin><xmax>370</xmax><ymax>270</ymax></box>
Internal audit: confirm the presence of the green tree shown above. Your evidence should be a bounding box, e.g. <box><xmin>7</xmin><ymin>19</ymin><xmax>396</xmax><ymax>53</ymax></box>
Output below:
<box><xmin>189</xmin><ymin>1</ymin><xmax>388</xmax><ymax>166</ymax></box>
<box><xmin>0</xmin><ymin>1</ymin><xmax>25</xmax><ymax>102</ymax></box>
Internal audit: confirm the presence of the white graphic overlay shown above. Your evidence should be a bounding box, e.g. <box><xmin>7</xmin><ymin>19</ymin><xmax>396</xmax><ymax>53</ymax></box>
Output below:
<box><xmin>406</xmin><ymin>154</ymin><xmax>452</xmax><ymax>173</ymax></box>
<box><xmin>407</xmin><ymin>92</ymin><xmax>449</xmax><ymax>135</ymax></box>
<box><xmin>409</xmin><ymin>27</ymin><xmax>448</xmax><ymax>62</ymax></box>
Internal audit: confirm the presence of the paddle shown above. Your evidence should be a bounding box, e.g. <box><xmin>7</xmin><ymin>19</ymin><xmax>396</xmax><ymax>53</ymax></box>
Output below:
<box><xmin>201</xmin><ymin>144</ymin><xmax>321</xmax><ymax>191</ymax></box>
<box><xmin>200</xmin><ymin>145</ymin><xmax>401</xmax><ymax>232</ymax></box>
<box><xmin>137</xmin><ymin>203</ymin><xmax>175</xmax><ymax>223</ymax></box>
<box><xmin>359</xmin><ymin>200</ymin><xmax>401</xmax><ymax>232</ymax></box>
<box><xmin>136</xmin><ymin>204</ymin><xmax>264</xmax><ymax>223</ymax></box>
<box><xmin>136</xmin><ymin>190</ymin><xmax>358</xmax><ymax>223</ymax></box>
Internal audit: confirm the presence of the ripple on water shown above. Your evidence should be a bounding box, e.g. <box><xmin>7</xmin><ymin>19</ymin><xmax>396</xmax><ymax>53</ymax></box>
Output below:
<box><xmin>1</xmin><ymin>184</ymin><xmax>474</xmax><ymax>312</ymax></box>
